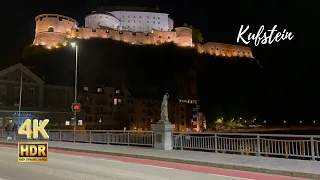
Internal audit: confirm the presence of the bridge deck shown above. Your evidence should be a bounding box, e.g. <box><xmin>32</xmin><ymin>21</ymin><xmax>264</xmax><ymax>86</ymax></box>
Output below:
<box><xmin>1</xmin><ymin>139</ymin><xmax>319</xmax><ymax>179</ymax></box>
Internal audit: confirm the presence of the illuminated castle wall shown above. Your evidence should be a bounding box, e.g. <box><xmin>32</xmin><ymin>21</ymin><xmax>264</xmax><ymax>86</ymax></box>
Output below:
<box><xmin>33</xmin><ymin>14</ymin><xmax>254</xmax><ymax>58</ymax></box>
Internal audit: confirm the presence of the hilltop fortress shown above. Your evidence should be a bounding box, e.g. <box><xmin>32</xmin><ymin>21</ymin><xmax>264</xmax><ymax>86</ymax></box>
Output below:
<box><xmin>33</xmin><ymin>6</ymin><xmax>254</xmax><ymax>58</ymax></box>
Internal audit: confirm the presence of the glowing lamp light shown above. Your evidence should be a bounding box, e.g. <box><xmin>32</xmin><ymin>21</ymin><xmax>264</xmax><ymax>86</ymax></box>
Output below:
<box><xmin>70</xmin><ymin>42</ymin><xmax>76</xmax><ymax>48</ymax></box>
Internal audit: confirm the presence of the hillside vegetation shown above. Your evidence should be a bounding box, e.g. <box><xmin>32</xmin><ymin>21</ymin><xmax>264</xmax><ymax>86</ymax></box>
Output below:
<box><xmin>18</xmin><ymin>38</ymin><xmax>261</xmax><ymax>125</ymax></box>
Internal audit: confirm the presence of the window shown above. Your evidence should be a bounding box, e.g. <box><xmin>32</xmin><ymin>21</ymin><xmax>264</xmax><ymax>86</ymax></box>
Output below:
<box><xmin>84</xmin><ymin>87</ymin><xmax>88</xmax><ymax>91</ymax></box>
<box><xmin>48</xmin><ymin>27</ymin><xmax>54</xmax><ymax>32</ymax></box>
<box><xmin>65</xmin><ymin>121</ymin><xmax>70</xmax><ymax>125</ymax></box>
<box><xmin>114</xmin><ymin>98</ymin><xmax>118</xmax><ymax>105</ymax></box>
<box><xmin>97</xmin><ymin>88</ymin><xmax>102</xmax><ymax>92</ymax></box>
<box><xmin>118</xmin><ymin>99</ymin><xmax>121</xmax><ymax>103</ymax></box>
<box><xmin>14</xmin><ymin>87</ymin><xmax>20</xmax><ymax>96</ymax></box>
<box><xmin>78</xmin><ymin>120</ymin><xmax>83</xmax><ymax>125</ymax></box>
<box><xmin>28</xmin><ymin>88</ymin><xmax>35</xmax><ymax>97</ymax></box>
<box><xmin>0</xmin><ymin>85</ymin><xmax>6</xmax><ymax>95</ymax></box>
<box><xmin>181</xmin><ymin>114</ymin><xmax>184</xmax><ymax>118</ymax></box>
<box><xmin>181</xmin><ymin>121</ymin><xmax>185</xmax><ymax>126</ymax></box>
<box><xmin>116</xmin><ymin>90</ymin><xmax>120</xmax><ymax>94</ymax></box>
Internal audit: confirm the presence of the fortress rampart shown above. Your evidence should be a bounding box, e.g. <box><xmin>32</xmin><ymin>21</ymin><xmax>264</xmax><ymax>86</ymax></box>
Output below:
<box><xmin>33</xmin><ymin>14</ymin><xmax>253</xmax><ymax>58</ymax></box>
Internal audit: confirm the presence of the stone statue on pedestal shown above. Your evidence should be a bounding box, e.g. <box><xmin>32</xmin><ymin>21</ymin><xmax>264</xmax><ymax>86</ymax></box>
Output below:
<box><xmin>151</xmin><ymin>93</ymin><xmax>175</xmax><ymax>150</ymax></box>
<box><xmin>160</xmin><ymin>93</ymin><xmax>169</xmax><ymax>122</ymax></box>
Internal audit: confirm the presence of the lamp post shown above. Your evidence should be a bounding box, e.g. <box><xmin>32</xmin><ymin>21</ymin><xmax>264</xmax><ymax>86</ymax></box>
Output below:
<box><xmin>18</xmin><ymin>65</ymin><xmax>33</xmax><ymax>127</ymax></box>
<box><xmin>71</xmin><ymin>42</ymin><xmax>78</xmax><ymax>142</ymax></box>
<box><xmin>18</xmin><ymin>66</ymin><xmax>24</xmax><ymax>126</ymax></box>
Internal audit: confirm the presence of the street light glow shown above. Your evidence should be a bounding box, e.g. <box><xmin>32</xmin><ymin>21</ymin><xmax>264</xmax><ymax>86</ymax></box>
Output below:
<box><xmin>70</xmin><ymin>42</ymin><xmax>76</xmax><ymax>48</ymax></box>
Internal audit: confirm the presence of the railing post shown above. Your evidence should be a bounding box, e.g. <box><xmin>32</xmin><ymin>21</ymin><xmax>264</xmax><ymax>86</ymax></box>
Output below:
<box><xmin>311</xmin><ymin>137</ymin><xmax>315</xmax><ymax>161</ymax></box>
<box><xmin>47</xmin><ymin>130</ymin><xmax>50</xmax><ymax>140</ymax></box>
<box><xmin>59</xmin><ymin>130</ymin><xmax>62</xmax><ymax>142</ymax></box>
<box><xmin>214</xmin><ymin>134</ymin><xmax>218</xmax><ymax>153</ymax></box>
<box><xmin>257</xmin><ymin>135</ymin><xmax>261</xmax><ymax>156</ymax></box>
<box><xmin>73</xmin><ymin>130</ymin><xmax>76</xmax><ymax>142</ymax></box>
<box><xmin>89</xmin><ymin>131</ymin><xmax>91</xmax><ymax>143</ymax></box>
<box><xmin>127</xmin><ymin>131</ymin><xmax>130</xmax><ymax>146</ymax></box>
<box><xmin>152</xmin><ymin>131</ymin><xmax>154</xmax><ymax>147</ymax></box>
<box><xmin>180</xmin><ymin>133</ymin><xmax>183</xmax><ymax>150</ymax></box>
<box><xmin>107</xmin><ymin>132</ymin><xmax>110</xmax><ymax>145</ymax></box>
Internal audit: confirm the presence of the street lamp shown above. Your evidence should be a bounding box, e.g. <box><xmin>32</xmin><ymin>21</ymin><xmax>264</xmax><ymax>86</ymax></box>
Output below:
<box><xmin>71</xmin><ymin>42</ymin><xmax>78</xmax><ymax>142</ymax></box>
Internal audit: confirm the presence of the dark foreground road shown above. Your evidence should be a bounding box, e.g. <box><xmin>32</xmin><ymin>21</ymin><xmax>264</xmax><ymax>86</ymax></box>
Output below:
<box><xmin>0</xmin><ymin>145</ymin><xmax>307</xmax><ymax>180</ymax></box>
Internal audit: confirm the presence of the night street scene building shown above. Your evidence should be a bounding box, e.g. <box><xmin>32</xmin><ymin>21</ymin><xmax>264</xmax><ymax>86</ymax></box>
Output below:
<box><xmin>1</xmin><ymin>3</ymin><xmax>318</xmax><ymax>131</ymax></box>
<box><xmin>0</xmin><ymin>1</ymin><xmax>318</xmax><ymax>180</ymax></box>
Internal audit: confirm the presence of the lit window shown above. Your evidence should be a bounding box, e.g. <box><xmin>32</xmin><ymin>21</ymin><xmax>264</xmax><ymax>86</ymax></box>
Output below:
<box><xmin>78</xmin><ymin>120</ymin><xmax>82</xmax><ymax>125</ymax></box>
<box><xmin>116</xmin><ymin>90</ymin><xmax>120</xmax><ymax>94</ymax></box>
<box><xmin>118</xmin><ymin>99</ymin><xmax>121</xmax><ymax>103</ymax></box>
<box><xmin>97</xmin><ymin>88</ymin><xmax>102</xmax><ymax>92</ymax></box>
<box><xmin>65</xmin><ymin>121</ymin><xmax>70</xmax><ymax>125</ymax></box>
<box><xmin>84</xmin><ymin>87</ymin><xmax>88</xmax><ymax>91</ymax></box>
<box><xmin>114</xmin><ymin>98</ymin><xmax>118</xmax><ymax>105</ymax></box>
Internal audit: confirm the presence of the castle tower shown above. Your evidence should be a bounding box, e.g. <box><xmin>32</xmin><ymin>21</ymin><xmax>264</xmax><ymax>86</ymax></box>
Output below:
<box><xmin>33</xmin><ymin>14</ymin><xmax>78</xmax><ymax>48</ymax></box>
<box><xmin>174</xmin><ymin>27</ymin><xmax>193</xmax><ymax>47</ymax></box>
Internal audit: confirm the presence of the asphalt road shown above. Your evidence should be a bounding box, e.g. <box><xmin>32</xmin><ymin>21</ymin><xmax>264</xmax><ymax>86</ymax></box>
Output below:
<box><xmin>0</xmin><ymin>146</ymin><xmax>248</xmax><ymax>180</ymax></box>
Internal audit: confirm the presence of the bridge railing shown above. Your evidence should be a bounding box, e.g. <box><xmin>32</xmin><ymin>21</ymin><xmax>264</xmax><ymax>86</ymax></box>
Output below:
<box><xmin>173</xmin><ymin>132</ymin><xmax>320</xmax><ymax>160</ymax></box>
<box><xmin>0</xmin><ymin>129</ymin><xmax>154</xmax><ymax>147</ymax></box>
<box><xmin>1</xmin><ymin>129</ymin><xmax>319</xmax><ymax>160</ymax></box>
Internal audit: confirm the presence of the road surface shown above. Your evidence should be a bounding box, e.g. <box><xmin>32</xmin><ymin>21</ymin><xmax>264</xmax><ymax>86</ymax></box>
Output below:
<box><xmin>0</xmin><ymin>145</ymin><xmax>306</xmax><ymax>180</ymax></box>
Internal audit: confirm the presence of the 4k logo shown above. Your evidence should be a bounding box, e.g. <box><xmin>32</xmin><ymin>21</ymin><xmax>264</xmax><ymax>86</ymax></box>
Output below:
<box><xmin>18</xmin><ymin>119</ymin><xmax>49</xmax><ymax>139</ymax></box>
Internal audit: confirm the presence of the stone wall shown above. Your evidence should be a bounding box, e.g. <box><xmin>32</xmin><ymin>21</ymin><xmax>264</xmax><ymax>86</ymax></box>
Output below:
<box><xmin>32</xmin><ymin>14</ymin><xmax>254</xmax><ymax>58</ymax></box>
<box><xmin>198</xmin><ymin>42</ymin><xmax>254</xmax><ymax>58</ymax></box>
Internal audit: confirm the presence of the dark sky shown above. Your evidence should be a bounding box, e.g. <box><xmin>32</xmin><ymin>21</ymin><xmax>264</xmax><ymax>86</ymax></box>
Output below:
<box><xmin>1</xmin><ymin>0</ymin><xmax>319</xmax><ymax>120</ymax></box>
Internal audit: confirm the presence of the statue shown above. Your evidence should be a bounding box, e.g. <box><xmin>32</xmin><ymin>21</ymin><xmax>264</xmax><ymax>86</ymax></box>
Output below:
<box><xmin>160</xmin><ymin>93</ymin><xmax>169</xmax><ymax>122</ymax></box>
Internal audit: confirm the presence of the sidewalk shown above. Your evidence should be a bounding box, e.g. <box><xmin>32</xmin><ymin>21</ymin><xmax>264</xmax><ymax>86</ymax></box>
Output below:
<box><xmin>1</xmin><ymin>139</ymin><xmax>319</xmax><ymax>179</ymax></box>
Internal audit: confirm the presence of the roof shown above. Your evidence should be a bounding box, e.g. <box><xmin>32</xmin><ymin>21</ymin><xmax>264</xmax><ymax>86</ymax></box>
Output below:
<box><xmin>0</xmin><ymin>63</ymin><xmax>45</xmax><ymax>84</ymax></box>
<box><xmin>87</xmin><ymin>11</ymin><xmax>120</xmax><ymax>21</ymax></box>
<box><xmin>96</xmin><ymin>6</ymin><xmax>162</xmax><ymax>13</ymax></box>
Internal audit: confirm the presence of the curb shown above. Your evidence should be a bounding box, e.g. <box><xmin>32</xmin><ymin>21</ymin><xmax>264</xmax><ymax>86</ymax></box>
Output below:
<box><xmin>2</xmin><ymin>141</ymin><xmax>319</xmax><ymax>179</ymax></box>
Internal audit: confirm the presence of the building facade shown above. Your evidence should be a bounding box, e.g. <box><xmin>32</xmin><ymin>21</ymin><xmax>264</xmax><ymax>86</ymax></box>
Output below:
<box><xmin>0</xmin><ymin>63</ymin><xmax>206</xmax><ymax>131</ymax></box>
<box><xmin>124</xmin><ymin>96</ymin><xmax>205</xmax><ymax>132</ymax></box>
<box><xmin>0</xmin><ymin>63</ymin><xmax>86</xmax><ymax>130</ymax></box>
<box><xmin>85</xmin><ymin>6</ymin><xmax>173</xmax><ymax>33</ymax></box>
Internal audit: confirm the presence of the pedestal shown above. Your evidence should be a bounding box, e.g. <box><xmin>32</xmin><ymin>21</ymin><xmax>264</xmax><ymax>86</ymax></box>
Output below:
<box><xmin>151</xmin><ymin>121</ymin><xmax>175</xmax><ymax>150</ymax></box>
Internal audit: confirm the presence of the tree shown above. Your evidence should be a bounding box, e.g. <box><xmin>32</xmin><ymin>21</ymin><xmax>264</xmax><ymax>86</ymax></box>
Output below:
<box><xmin>183</xmin><ymin>23</ymin><xmax>204</xmax><ymax>44</ymax></box>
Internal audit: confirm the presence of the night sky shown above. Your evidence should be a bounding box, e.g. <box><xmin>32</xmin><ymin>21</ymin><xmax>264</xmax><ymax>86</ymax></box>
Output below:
<box><xmin>1</xmin><ymin>1</ymin><xmax>319</xmax><ymax>120</ymax></box>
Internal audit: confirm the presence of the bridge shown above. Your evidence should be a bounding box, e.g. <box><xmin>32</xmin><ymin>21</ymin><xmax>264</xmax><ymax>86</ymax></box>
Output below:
<box><xmin>0</xmin><ymin>130</ymin><xmax>319</xmax><ymax>179</ymax></box>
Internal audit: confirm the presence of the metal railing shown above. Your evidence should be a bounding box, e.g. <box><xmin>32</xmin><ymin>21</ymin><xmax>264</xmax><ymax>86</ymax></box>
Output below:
<box><xmin>1</xmin><ymin>129</ymin><xmax>319</xmax><ymax>160</ymax></box>
<box><xmin>0</xmin><ymin>129</ymin><xmax>154</xmax><ymax>147</ymax></box>
<box><xmin>173</xmin><ymin>132</ymin><xmax>320</xmax><ymax>160</ymax></box>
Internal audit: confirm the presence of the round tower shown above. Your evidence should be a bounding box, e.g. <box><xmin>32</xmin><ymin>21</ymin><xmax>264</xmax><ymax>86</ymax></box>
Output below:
<box><xmin>174</xmin><ymin>27</ymin><xmax>192</xmax><ymax>47</ymax></box>
<box><xmin>33</xmin><ymin>14</ymin><xmax>78</xmax><ymax>48</ymax></box>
